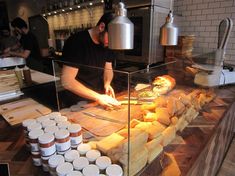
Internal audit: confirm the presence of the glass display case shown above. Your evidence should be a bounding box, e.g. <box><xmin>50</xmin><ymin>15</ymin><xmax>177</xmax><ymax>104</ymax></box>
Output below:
<box><xmin>52</xmin><ymin>59</ymin><xmax>218</xmax><ymax>176</ymax></box>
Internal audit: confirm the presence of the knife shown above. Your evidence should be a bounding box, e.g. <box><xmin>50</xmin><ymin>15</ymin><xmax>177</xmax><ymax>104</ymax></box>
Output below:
<box><xmin>82</xmin><ymin>111</ymin><xmax>126</xmax><ymax>124</ymax></box>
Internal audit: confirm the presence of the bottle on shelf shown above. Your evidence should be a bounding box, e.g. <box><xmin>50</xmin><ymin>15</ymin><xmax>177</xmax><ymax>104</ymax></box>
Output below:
<box><xmin>23</xmin><ymin>66</ymin><xmax>32</xmax><ymax>86</ymax></box>
<box><xmin>14</xmin><ymin>66</ymin><xmax>24</xmax><ymax>88</ymax></box>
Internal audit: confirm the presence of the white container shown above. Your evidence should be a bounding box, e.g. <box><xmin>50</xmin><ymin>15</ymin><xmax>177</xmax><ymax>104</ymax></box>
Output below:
<box><xmin>41</xmin><ymin>154</ymin><xmax>56</xmax><ymax>172</ymax></box>
<box><xmin>96</xmin><ymin>156</ymin><xmax>112</xmax><ymax>171</ymax></box>
<box><xmin>27</xmin><ymin>122</ymin><xmax>42</xmax><ymax>132</ymax></box>
<box><xmin>36</xmin><ymin>116</ymin><xmax>51</xmax><ymax>123</ymax></box>
<box><xmin>58</xmin><ymin>121</ymin><xmax>71</xmax><ymax>129</ymax></box>
<box><xmin>99</xmin><ymin>175</ymin><xmax>106</xmax><ymax>176</ymax></box>
<box><xmin>73</xmin><ymin>157</ymin><xmax>89</xmax><ymax>171</ymax></box>
<box><xmin>83</xmin><ymin>164</ymin><xmax>100</xmax><ymax>176</ymax></box>
<box><xmin>54</xmin><ymin>116</ymin><xmax>68</xmax><ymax>123</ymax></box>
<box><xmin>77</xmin><ymin>143</ymin><xmax>91</xmax><ymax>156</ymax></box>
<box><xmin>106</xmin><ymin>164</ymin><xmax>123</xmax><ymax>176</ymax></box>
<box><xmin>64</xmin><ymin>150</ymin><xmax>80</xmax><ymax>162</ymax></box>
<box><xmin>22</xmin><ymin>119</ymin><xmax>36</xmax><ymax>133</ymax></box>
<box><xmin>44</xmin><ymin>125</ymin><xmax>59</xmax><ymax>135</ymax></box>
<box><xmin>66</xmin><ymin>170</ymin><xmax>83</xmax><ymax>176</ymax></box>
<box><xmin>56</xmin><ymin>162</ymin><xmax>73</xmax><ymax>176</ymax></box>
<box><xmin>68</xmin><ymin>124</ymin><xmax>82</xmax><ymax>148</ymax></box>
<box><xmin>48</xmin><ymin>154</ymin><xmax>65</xmax><ymax>175</ymax></box>
<box><xmin>41</xmin><ymin>119</ymin><xmax>56</xmax><ymax>129</ymax></box>
<box><xmin>28</xmin><ymin>129</ymin><xmax>44</xmax><ymax>152</ymax></box>
<box><xmin>86</xmin><ymin>150</ymin><xmax>101</xmax><ymax>163</ymax></box>
<box><xmin>31</xmin><ymin>151</ymin><xmax>42</xmax><ymax>166</ymax></box>
<box><xmin>49</xmin><ymin>112</ymin><xmax>62</xmax><ymax>119</ymax></box>
<box><xmin>38</xmin><ymin>133</ymin><xmax>56</xmax><ymax>157</ymax></box>
<box><xmin>55</xmin><ymin>129</ymin><xmax>71</xmax><ymax>154</ymax></box>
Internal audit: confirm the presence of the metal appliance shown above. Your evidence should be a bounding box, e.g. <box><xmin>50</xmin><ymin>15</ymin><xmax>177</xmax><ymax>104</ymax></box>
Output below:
<box><xmin>113</xmin><ymin>0</ymin><xmax>173</xmax><ymax>65</ymax></box>
<box><xmin>193</xmin><ymin>18</ymin><xmax>234</xmax><ymax>87</ymax></box>
<box><xmin>0</xmin><ymin>57</ymin><xmax>25</xmax><ymax>68</ymax></box>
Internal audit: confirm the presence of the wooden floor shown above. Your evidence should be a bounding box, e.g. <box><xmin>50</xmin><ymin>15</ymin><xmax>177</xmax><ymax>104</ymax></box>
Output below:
<box><xmin>217</xmin><ymin>135</ymin><xmax>235</xmax><ymax>176</ymax></box>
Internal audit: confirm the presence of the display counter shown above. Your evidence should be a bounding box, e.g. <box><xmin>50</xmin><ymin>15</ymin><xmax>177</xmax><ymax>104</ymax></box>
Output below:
<box><xmin>0</xmin><ymin>61</ymin><xmax>235</xmax><ymax>175</ymax></box>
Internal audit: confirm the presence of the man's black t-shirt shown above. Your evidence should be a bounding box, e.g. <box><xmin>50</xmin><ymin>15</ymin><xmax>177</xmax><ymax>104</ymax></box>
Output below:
<box><xmin>20</xmin><ymin>31</ymin><xmax>42</xmax><ymax>69</ymax></box>
<box><xmin>62</xmin><ymin>30</ymin><xmax>115</xmax><ymax>91</ymax></box>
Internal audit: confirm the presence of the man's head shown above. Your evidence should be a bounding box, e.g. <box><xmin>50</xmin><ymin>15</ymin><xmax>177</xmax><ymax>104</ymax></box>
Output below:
<box><xmin>96</xmin><ymin>12</ymin><xmax>115</xmax><ymax>47</ymax></box>
<box><xmin>11</xmin><ymin>17</ymin><xmax>28</xmax><ymax>34</ymax></box>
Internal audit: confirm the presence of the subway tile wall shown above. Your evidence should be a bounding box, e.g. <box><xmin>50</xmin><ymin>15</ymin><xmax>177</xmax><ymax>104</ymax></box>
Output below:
<box><xmin>174</xmin><ymin>0</ymin><xmax>235</xmax><ymax>65</ymax></box>
<box><xmin>47</xmin><ymin>5</ymin><xmax>103</xmax><ymax>43</ymax></box>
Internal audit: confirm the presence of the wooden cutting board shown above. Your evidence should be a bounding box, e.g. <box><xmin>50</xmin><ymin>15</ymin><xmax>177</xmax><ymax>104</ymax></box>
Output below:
<box><xmin>0</xmin><ymin>98</ymin><xmax>51</xmax><ymax>126</ymax></box>
<box><xmin>0</xmin><ymin>70</ymin><xmax>20</xmax><ymax>93</ymax></box>
<box><xmin>68</xmin><ymin>105</ymin><xmax>142</xmax><ymax>137</ymax></box>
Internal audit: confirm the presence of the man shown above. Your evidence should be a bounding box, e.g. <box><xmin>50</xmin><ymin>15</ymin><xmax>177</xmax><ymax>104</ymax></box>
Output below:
<box><xmin>61</xmin><ymin>12</ymin><xmax>120</xmax><ymax>108</ymax></box>
<box><xmin>3</xmin><ymin>17</ymin><xmax>43</xmax><ymax>71</ymax></box>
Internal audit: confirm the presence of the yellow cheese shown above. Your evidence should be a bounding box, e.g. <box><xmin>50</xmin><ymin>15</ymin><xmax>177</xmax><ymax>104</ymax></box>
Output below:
<box><xmin>145</xmin><ymin>140</ymin><xmax>163</xmax><ymax>163</ymax></box>
<box><xmin>162</xmin><ymin>126</ymin><xmax>176</xmax><ymax>146</ymax></box>
<box><xmin>161</xmin><ymin>153</ymin><xmax>181</xmax><ymax>176</ymax></box>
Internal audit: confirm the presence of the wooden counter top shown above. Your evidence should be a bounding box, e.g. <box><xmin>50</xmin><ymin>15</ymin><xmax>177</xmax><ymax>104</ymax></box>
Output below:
<box><xmin>0</xmin><ymin>85</ymin><xmax>235</xmax><ymax>176</ymax></box>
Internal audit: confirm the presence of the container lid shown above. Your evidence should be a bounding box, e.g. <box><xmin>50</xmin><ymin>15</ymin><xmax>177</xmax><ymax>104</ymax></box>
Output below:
<box><xmin>42</xmin><ymin>120</ymin><xmax>56</xmax><ymax>128</ymax></box>
<box><xmin>27</xmin><ymin>122</ymin><xmax>42</xmax><ymax>132</ymax></box>
<box><xmin>99</xmin><ymin>175</ymin><xmax>106</xmax><ymax>176</ymax></box>
<box><xmin>82</xmin><ymin>164</ymin><xmax>99</xmax><ymax>176</ymax></box>
<box><xmin>22</xmin><ymin>119</ymin><xmax>36</xmax><ymax>127</ymax></box>
<box><xmin>68</xmin><ymin>124</ymin><xmax>81</xmax><ymax>133</ymax></box>
<box><xmin>36</xmin><ymin>116</ymin><xmax>50</xmax><ymax>123</ymax></box>
<box><xmin>106</xmin><ymin>164</ymin><xmax>123</xmax><ymax>176</ymax></box>
<box><xmin>49</xmin><ymin>112</ymin><xmax>61</xmax><ymax>117</ymax></box>
<box><xmin>44</xmin><ymin>125</ymin><xmax>59</xmax><ymax>134</ymax></box>
<box><xmin>86</xmin><ymin>150</ymin><xmax>101</xmax><ymax>162</ymax></box>
<box><xmin>38</xmin><ymin>133</ymin><xmax>54</xmax><ymax>144</ymax></box>
<box><xmin>54</xmin><ymin>116</ymin><xmax>67</xmax><ymax>123</ymax></box>
<box><xmin>48</xmin><ymin>154</ymin><xmax>65</xmax><ymax>168</ymax></box>
<box><xmin>56</xmin><ymin>162</ymin><xmax>73</xmax><ymax>175</ymax></box>
<box><xmin>66</xmin><ymin>170</ymin><xmax>83</xmax><ymax>176</ymax></box>
<box><xmin>77</xmin><ymin>143</ymin><xmax>91</xmax><ymax>155</ymax></box>
<box><xmin>96</xmin><ymin>156</ymin><xmax>112</xmax><ymax>170</ymax></box>
<box><xmin>55</xmin><ymin>129</ymin><xmax>69</xmax><ymax>139</ymax></box>
<box><xmin>28</xmin><ymin>129</ymin><xmax>44</xmax><ymax>140</ymax></box>
<box><xmin>58</xmin><ymin>121</ymin><xmax>71</xmax><ymax>129</ymax></box>
<box><xmin>64</xmin><ymin>150</ymin><xmax>80</xmax><ymax>162</ymax></box>
<box><xmin>73</xmin><ymin>157</ymin><xmax>89</xmax><ymax>170</ymax></box>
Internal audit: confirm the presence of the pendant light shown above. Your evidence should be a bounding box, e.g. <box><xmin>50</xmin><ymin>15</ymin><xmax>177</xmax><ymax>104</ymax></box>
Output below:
<box><xmin>108</xmin><ymin>2</ymin><xmax>134</xmax><ymax>50</ymax></box>
<box><xmin>160</xmin><ymin>11</ymin><xmax>178</xmax><ymax>46</ymax></box>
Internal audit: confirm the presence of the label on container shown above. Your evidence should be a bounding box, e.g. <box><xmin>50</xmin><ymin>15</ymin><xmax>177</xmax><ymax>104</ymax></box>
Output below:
<box><xmin>30</xmin><ymin>143</ymin><xmax>39</xmax><ymax>152</ymax></box>
<box><xmin>56</xmin><ymin>140</ymin><xmax>71</xmax><ymax>152</ymax></box>
<box><xmin>70</xmin><ymin>135</ymin><xmax>82</xmax><ymax>145</ymax></box>
<box><xmin>40</xmin><ymin>144</ymin><xmax>56</xmax><ymax>157</ymax></box>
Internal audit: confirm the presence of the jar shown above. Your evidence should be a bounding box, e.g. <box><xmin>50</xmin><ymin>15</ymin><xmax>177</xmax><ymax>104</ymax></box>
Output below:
<box><xmin>41</xmin><ymin>119</ymin><xmax>56</xmax><ymax>129</ymax></box>
<box><xmin>68</xmin><ymin>124</ymin><xmax>82</xmax><ymax>148</ymax></box>
<box><xmin>28</xmin><ymin>129</ymin><xmax>44</xmax><ymax>152</ymax></box>
<box><xmin>27</xmin><ymin>122</ymin><xmax>42</xmax><ymax>132</ymax></box>
<box><xmin>96</xmin><ymin>156</ymin><xmax>112</xmax><ymax>172</ymax></box>
<box><xmin>67</xmin><ymin>170</ymin><xmax>83</xmax><ymax>176</ymax></box>
<box><xmin>41</xmin><ymin>153</ymin><xmax>56</xmax><ymax>172</ymax></box>
<box><xmin>56</xmin><ymin>162</ymin><xmax>73</xmax><ymax>176</ymax></box>
<box><xmin>36</xmin><ymin>116</ymin><xmax>50</xmax><ymax>123</ymax></box>
<box><xmin>48</xmin><ymin>154</ymin><xmax>65</xmax><ymax>176</ymax></box>
<box><xmin>57</xmin><ymin>121</ymin><xmax>71</xmax><ymax>129</ymax></box>
<box><xmin>54</xmin><ymin>116</ymin><xmax>68</xmax><ymax>123</ymax></box>
<box><xmin>73</xmin><ymin>157</ymin><xmax>89</xmax><ymax>171</ymax></box>
<box><xmin>44</xmin><ymin>125</ymin><xmax>59</xmax><ymax>135</ymax></box>
<box><xmin>106</xmin><ymin>164</ymin><xmax>123</xmax><ymax>176</ymax></box>
<box><xmin>55</xmin><ymin>129</ymin><xmax>71</xmax><ymax>155</ymax></box>
<box><xmin>31</xmin><ymin>151</ymin><xmax>42</xmax><ymax>166</ymax></box>
<box><xmin>86</xmin><ymin>150</ymin><xmax>101</xmax><ymax>163</ymax></box>
<box><xmin>49</xmin><ymin>112</ymin><xmax>62</xmax><ymax>120</ymax></box>
<box><xmin>83</xmin><ymin>164</ymin><xmax>100</xmax><ymax>176</ymax></box>
<box><xmin>22</xmin><ymin>119</ymin><xmax>36</xmax><ymax>147</ymax></box>
<box><xmin>38</xmin><ymin>133</ymin><xmax>56</xmax><ymax>157</ymax></box>
<box><xmin>64</xmin><ymin>150</ymin><xmax>80</xmax><ymax>162</ymax></box>
<box><xmin>77</xmin><ymin>143</ymin><xmax>91</xmax><ymax>156</ymax></box>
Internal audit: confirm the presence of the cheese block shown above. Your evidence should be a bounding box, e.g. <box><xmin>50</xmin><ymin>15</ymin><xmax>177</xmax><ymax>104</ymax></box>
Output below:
<box><xmin>129</xmin><ymin>119</ymin><xmax>141</xmax><ymax>128</ymax></box>
<box><xmin>175</xmin><ymin>117</ymin><xmax>186</xmax><ymax>131</ymax></box>
<box><xmin>123</xmin><ymin>147</ymin><xmax>148</xmax><ymax>176</ymax></box>
<box><xmin>97</xmin><ymin>133</ymin><xmax>125</xmax><ymax>154</ymax></box>
<box><xmin>154</xmin><ymin>96</ymin><xmax>168</xmax><ymax>108</ymax></box>
<box><xmin>146</xmin><ymin>123</ymin><xmax>165</xmax><ymax>140</ymax></box>
<box><xmin>170</xmin><ymin>116</ymin><xmax>178</xmax><ymax>125</ymax></box>
<box><xmin>166</xmin><ymin>97</ymin><xmax>177</xmax><ymax>116</ymax></box>
<box><xmin>135</xmin><ymin>122</ymin><xmax>152</xmax><ymax>131</ymax></box>
<box><xmin>141</xmin><ymin>102</ymin><xmax>157</xmax><ymax>111</ymax></box>
<box><xmin>161</xmin><ymin>153</ymin><xmax>181</xmax><ymax>176</ymax></box>
<box><xmin>145</xmin><ymin>140</ymin><xmax>163</xmax><ymax>163</ymax></box>
<box><xmin>117</xmin><ymin>128</ymin><xmax>142</xmax><ymax>139</ymax></box>
<box><xmin>155</xmin><ymin>108</ymin><xmax>171</xmax><ymax>126</ymax></box>
<box><xmin>143</xmin><ymin>112</ymin><xmax>157</xmax><ymax>122</ymax></box>
<box><xmin>162</xmin><ymin>126</ymin><xmax>176</xmax><ymax>146</ymax></box>
<box><xmin>175</xmin><ymin>100</ymin><xmax>185</xmax><ymax>116</ymax></box>
<box><xmin>87</xmin><ymin>141</ymin><xmax>98</xmax><ymax>149</ymax></box>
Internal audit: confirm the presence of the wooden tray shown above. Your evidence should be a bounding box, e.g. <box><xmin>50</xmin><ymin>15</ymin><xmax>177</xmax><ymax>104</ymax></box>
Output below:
<box><xmin>67</xmin><ymin>105</ymin><xmax>142</xmax><ymax>137</ymax></box>
<box><xmin>0</xmin><ymin>98</ymin><xmax>51</xmax><ymax>126</ymax></box>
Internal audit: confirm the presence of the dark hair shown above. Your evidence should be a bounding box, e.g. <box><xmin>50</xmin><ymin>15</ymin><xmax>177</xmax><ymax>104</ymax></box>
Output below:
<box><xmin>96</xmin><ymin>12</ymin><xmax>115</xmax><ymax>31</ymax></box>
<box><xmin>11</xmin><ymin>17</ymin><xmax>28</xmax><ymax>29</ymax></box>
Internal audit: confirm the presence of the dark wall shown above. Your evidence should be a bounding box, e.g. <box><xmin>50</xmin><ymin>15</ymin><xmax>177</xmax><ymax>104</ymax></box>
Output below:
<box><xmin>0</xmin><ymin>1</ymin><xmax>9</xmax><ymax>30</ymax></box>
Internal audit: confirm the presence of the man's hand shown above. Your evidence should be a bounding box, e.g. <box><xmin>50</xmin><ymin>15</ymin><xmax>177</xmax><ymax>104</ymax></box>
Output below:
<box><xmin>96</xmin><ymin>94</ymin><xmax>120</xmax><ymax>108</ymax></box>
<box><xmin>104</xmin><ymin>84</ymin><xmax>115</xmax><ymax>98</ymax></box>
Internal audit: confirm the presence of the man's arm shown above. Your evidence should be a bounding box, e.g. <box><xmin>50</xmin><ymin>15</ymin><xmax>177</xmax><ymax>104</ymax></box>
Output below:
<box><xmin>104</xmin><ymin>62</ymin><xmax>115</xmax><ymax>98</ymax></box>
<box><xmin>9</xmin><ymin>49</ymin><xmax>30</xmax><ymax>59</ymax></box>
<box><xmin>61</xmin><ymin>65</ymin><xmax>119</xmax><ymax>107</ymax></box>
